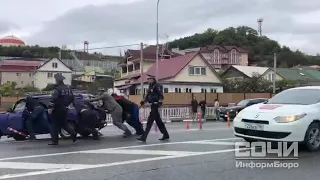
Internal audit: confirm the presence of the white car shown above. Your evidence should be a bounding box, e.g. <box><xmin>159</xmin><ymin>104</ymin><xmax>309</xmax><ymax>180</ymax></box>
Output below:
<box><xmin>233</xmin><ymin>86</ymin><xmax>320</xmax><ymax>151</ymax></box>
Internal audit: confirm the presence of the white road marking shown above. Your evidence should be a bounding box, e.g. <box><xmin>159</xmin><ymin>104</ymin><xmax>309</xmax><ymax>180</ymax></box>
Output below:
<box><xmin>0</xmin><ymin>147</ymin><xmax>252</xmax><ymax>179</ymax></box>
<box><xmin>0</xmin><ymin>137</ymin><xmax>241</xmax><ymax>161</ymax></box>
<box><xmin>0</xmin><ymin>162</ymin><xmax>95</xmax><ymax>170</ymax></box>
<box><xmin>83</xmin><ymin>149</ymin><xmax>198</xmax><ymax>156</ymax></box>
<box><xmin>183</xmin><ymin>141</ymin><xmax>242</xmax><ymax>146</ymax></box>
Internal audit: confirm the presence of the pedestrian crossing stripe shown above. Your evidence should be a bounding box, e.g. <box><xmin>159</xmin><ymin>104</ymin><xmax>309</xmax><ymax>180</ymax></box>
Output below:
<box><xmin>0</xmin><ymin>137</ymin><xmax>245</xmax><ymax>179</ymax></box>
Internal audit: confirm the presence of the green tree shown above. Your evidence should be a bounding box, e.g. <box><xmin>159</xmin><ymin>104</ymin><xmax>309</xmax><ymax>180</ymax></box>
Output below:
<box><xmin>169</xmin><ymin>26</ymin><xmax>318</xmax><ymax>67</ymax></box>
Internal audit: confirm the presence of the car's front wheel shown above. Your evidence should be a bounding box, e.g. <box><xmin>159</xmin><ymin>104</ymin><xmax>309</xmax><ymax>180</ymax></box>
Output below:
<box><xmin>304</xmin><ymin>122</ymin><xmax>320</xmax><ymax>151</ymax></box>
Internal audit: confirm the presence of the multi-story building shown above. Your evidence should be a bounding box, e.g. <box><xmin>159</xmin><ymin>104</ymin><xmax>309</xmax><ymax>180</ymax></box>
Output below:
<box><xmin>115</xmin><ymin>45</ymin><xmax>181</xmax><ymax>88</ymax></box>
<box><xmin>199</xmin><ymin>45</ymin><xmax>249</xmax><ymax>70</ymax></box>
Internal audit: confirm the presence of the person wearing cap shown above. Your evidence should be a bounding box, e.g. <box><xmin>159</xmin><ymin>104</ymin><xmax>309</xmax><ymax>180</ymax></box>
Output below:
<box><xmin>111</xmin><ymin>93</ymin><xmax>144</xmax><ymax>135</ymax></box>
<box><xmin>48</xmin><ymin>73</ymin><xmax>77</xmax><ymax>145</ymax></box>
<box><xmin>87</xmin><ymin>89</ymin><xmax>132</xmax><ymax>137</ymax></box>
<box><xmin>137</xmin><ymin>75</ymin><xmax>169</xmax><ymax>142</ymax></box>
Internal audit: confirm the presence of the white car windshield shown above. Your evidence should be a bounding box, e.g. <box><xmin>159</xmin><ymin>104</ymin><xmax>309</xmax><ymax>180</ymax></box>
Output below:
<box><xmin>237</xmin><ymin>100</ymin><xmax>249</xmax><ymax>106</ymax></box>
<box><xmin>267</xmin><ymin>89</ymin><xmax>320</xmax><ymax>105</ymax></box>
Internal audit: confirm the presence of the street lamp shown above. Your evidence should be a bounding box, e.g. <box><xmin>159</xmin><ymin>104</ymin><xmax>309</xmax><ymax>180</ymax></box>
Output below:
<box><xmin>156</xmin><ymin>0</ymin><xmax>160</xmax><ymax>81</ymax></box>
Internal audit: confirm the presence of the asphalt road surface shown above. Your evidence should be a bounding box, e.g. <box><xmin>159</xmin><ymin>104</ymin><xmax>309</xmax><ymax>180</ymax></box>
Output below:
<box><xmin>0</xmin><ymin>121</ymin><xmax>319</xmax><ymax>180</ymax></box>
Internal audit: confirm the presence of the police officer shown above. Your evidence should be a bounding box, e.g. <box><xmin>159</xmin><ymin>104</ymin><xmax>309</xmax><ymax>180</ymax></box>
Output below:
<box><xmin>48</xmin><ymin>73</ymin><xmax>77</xmax><ymax>145</ymax></box>
<box><xmin>137</xmin><ymin>75</ymin><xmax>169</xmax><ymax>142</ymax></box>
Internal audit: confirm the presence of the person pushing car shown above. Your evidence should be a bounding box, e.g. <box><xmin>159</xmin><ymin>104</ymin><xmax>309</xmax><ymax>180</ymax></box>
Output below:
<box><xmin>87</xmin><ymin>89</ymin><xmax>132</xmax><ymax>137</ymax></box>
<box><xmin>48</xmin><ymin>73</ymin><xmax>77</xmax><ymax>145</ymax></box>
<box><xmin>111</xmin><ymin>93</ymin><xmax>144</xmax><ymax>136</ymax></box>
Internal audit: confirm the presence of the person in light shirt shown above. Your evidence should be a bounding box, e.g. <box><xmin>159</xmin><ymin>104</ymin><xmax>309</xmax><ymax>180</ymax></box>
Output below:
<box><xmin>214</xmin><ymin>99</ymin><xmax>220</xmax><ymax>121</ymax></box>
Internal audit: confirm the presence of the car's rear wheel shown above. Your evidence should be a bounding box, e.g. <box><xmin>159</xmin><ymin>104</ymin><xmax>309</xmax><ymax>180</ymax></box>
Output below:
<box><xmin>304</xmin><ymin>122</ymin><xmax>320</xmax><ymax>151</ymax></box>
<box><xmin>59</xmin><ymin>122</ymin><xmax>76</xmax><ymax>139</ymax></box>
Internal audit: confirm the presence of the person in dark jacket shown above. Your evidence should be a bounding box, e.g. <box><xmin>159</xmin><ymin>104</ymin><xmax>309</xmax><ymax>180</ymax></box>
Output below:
<box><xmin>111</xmin><ymin>93</ymin><xmax>144</xmax><ymax>135</ymax></box>
<box><xmin>137</xmin><ymin>75</ymin><xmax>169</xmax><ymax>142</ymax></box>
<box><xmin>48</xmin><ymin>73</ymin><xmax>77</xmax><ymax>145</ymax></box>
<box><xmin>74</xmin><ymin>99</ymin><xmax>100</xmax><ymax>140</ymax></box>
<box><xmin>199</xmin><ymin>100</ymin><xmax>206</xmax><ymax>121</ymax></box>
<box><xmin>24</xmin><ymin>96</ymin><xmax>47</xmax><ymax>140</ymax></box>
<box><xmin>191</xmin><ymin>97</ymin><xmax>198</xmax><ymax>121</ymax></box>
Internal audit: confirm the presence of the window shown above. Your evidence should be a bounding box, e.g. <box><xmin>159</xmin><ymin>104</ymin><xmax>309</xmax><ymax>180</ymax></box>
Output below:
<box><xmin>29</xmin><ymin>73</ymin><xmax>32</xmax><ymax>77</ymax></box>
<box><xmin>16</xmin><ymin>73</ymin><xmax>21</xmax><ymax>76</ymax></box>
<box><xmin>268</xmin><ymin>73</ymin><xmax>275</xmax><ymax>81</ymax></box>
<box><xmin>237</xmin><ymin>100</ymin><xmax>249</xmax><ymax>106</ymax></box>
<box><xmin>163</xmin><ymin>88</ymin><xmax>169</xmax><ymax>93</ymax></box>
<box><xmin>175</xmin><ymin>88</ymin><xmax>181</xmax><ymax>93</ymax></box>
<box><xmin>48</xmin><ymin>72</ymin><xmax>53</xmax><ymax>78</ymax></box>
<box><xmin>231</xmin><ymin>49</ymin><xmax>237</xmax><ymax>63</ymax></box>
<box><xmin>13</xmin><ymin>100</ymin><xmax>26</xmax><ymax>112</ymax></box>
<box><xmin>201</xmin><ymin>88</ymin><xmax>207</xmax><ymax>93</ymax></box>
<box><xmin>31</xmin><ymin>81</ymin><xmax>34</xmax><ymax>85</ymax></box>
<box><xmin>189</xmin><ymin>66</ymin><xmax>206</xmax><ymax>75</ymax></box>
<box><xmin>185</xmin><ymin>88</ymin><xmax>192</xmax><ymax>93</ymax></box>
<box><xmin>213</xmin><ymin>49</ymin><xmax>220</xmax><ymax>63</ymax></box>
<box><xmin>135</xmin><ymin>89</ymin><xmax>141</xmax><ymax>95</ymax></box>
<box><xmin>210</xmin><ymin>88</ymin><xmax>217</xmax><ymax>93</ymax></box>
<box><xmin>52</xmin><ymin>63</ymin><xmax>58</xmax><ymax>68</ymax></box>
<box><xmin>267</xmin><ymin>89</ymin><xmax>320</xmax><ymax>105</ymax></box>
<box><xmin>21</xmin><ymin>81</ymin><xmax>23</xmax><ymax>84</ymax></box>
<box><xmin>6</xmin><ymin>81</ymin><xmax>10</xmax><ymax>83</ymax></box>
<box><xmin>134</xmin><ymin>63</ymin><xmax>140</xmax><ymax>71</ymax></box>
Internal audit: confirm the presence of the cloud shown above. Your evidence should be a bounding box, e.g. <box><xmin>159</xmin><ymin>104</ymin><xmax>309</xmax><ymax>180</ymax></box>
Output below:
<box><xmin>19</xmin><ymin>0</ymin><xmax>320</xmax><ymax>55</ymax></box>
<box><xmin>0</xmin><ymin>21</ymin><xmax>18</xmax><ymax>34</ymax></box>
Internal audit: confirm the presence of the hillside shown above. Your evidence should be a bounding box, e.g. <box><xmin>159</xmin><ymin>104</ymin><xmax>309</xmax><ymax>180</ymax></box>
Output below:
<box><xmin>168</xmin><ymin>26</ymin><xmax>320</xmax><ymax>68</ymax></box>
<box><xmin>0</xmin><ymin>45</ymin><xmax>122</xmax><ymax>61</ymax></box>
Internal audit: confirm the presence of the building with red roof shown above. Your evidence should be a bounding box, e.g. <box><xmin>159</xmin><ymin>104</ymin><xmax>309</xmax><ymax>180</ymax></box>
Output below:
<box><xmin>199</xmin><ymin>45</ymin><xmax>249</xmax><ymax>70</ymax></box>
<box><xmin>172</xmin><ymin>45</ymin><xmax>250</xmax><ymax>70</ymax></box>
<box><xmin>115</xmin><ymin>52</ymin><xmax>223</xmax><ymax>95</ymax></box>
<box><xmin>0</xmin><ymin>60</ymin><xmax>42</xmax><ymax>87</ymax></box>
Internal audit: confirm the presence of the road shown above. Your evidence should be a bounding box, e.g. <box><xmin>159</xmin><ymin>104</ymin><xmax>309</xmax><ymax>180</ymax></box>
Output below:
<box><xmin>0</xmin><ymin>121</ymin><xmax>319</xmax><ymax>180</ymax></box>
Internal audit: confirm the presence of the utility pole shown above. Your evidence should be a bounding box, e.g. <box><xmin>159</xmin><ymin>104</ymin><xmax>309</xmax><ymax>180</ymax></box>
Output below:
<box><xmin>273</xmin><ymin>53</ymin><xmax>277</xmax><ymax>93</ymax></box>
<box><xmin>156</xmin><ymin>0</ymin><xmax>160</xmax><ymax>81</ymax></box>
<box><xmin>140</xmin><ymin>42</ymin><xmax>144</xmax><ymax>99</ymax></box>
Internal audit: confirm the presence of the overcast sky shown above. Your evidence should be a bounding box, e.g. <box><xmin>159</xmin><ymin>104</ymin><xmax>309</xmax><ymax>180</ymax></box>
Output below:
<box><xmin>1</xmin><ymin>0</ymin><xmax>320</xmax><ymax>55</ymax></box>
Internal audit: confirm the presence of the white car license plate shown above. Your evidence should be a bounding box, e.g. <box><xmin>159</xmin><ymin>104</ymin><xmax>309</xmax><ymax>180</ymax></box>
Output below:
<box><xmin>244</xmin><ymin>123</ymin><xmax>264</xmax><ymax>131</ymax></box>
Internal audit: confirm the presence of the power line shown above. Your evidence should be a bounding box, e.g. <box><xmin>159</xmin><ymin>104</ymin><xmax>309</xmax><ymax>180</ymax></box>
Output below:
<box><xmin>73</xmin><ymin>43</ymin><xmax>141</xmax><ymax>51</ymax></box>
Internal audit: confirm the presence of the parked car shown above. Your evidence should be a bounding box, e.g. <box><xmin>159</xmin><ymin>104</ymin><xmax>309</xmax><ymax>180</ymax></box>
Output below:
<box><xmin>233</xmin><ymin>86</ymin><xmax>320</xmax><ymax>151</ymax></box>
<box><xmin>0</xmin><ymin>93</ymin><xmax>106</xmax><ymax>141</ymax></box>
<box><xmin>219</xmin><ymin>98</ymin><xmax>268</xmax><ymax>121</ymax></box>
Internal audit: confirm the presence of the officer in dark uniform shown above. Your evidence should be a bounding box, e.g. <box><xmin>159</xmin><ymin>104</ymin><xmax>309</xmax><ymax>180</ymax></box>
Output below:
<box><xmin>137</xmin><ymin>75</ymin><xmax>169</xmax><ymax>142</ymax></box>
<box><xmin>48</xmin><ymin>73</ymin><xmax>77</xmax><ymax>145</ymax></box>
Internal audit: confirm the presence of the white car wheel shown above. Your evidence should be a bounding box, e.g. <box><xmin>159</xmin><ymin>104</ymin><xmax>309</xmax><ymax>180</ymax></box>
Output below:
<box><xmin>304</xmin><ymin>122</ymin><xmax>320</xmax><ymax>151</ymax></box>
<box><xmin>60</xmin><ymin>129</ymin><xmax>71</xmax><ymax>139</ymax></box>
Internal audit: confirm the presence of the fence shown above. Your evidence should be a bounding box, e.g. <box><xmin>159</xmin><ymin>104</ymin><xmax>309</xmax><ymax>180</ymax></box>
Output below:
<box><xmin>104</xmin><ymin>106</ymin><xmax>216</xmax><ymax>122</ymax></box>
<box><xmin>127</xmin><ymin>93</ymin><xmax>276</xmax><ymax>106</ymax></box>
<box><xmin>0</xmin><ymin>93</ymin><xmax>277</xmax><ymax>110</ymax></box>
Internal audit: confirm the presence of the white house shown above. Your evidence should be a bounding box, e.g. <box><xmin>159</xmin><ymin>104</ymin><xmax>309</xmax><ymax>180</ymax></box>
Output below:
<box><xmin>34</xmin><ymin>58</ymin><xmax>73</xmax><ymax>90</ymax></box>
<box><xmin>116</xmin><ymin>52</ymin><xmax>224</xmax><ymax>95</ymax></box>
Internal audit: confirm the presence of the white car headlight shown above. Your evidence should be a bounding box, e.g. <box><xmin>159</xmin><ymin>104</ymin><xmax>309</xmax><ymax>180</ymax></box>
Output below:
<box><xmin>234</xmin><ymin>110</ymin><xmax>244</xmax><ymax>121</ymax></box>
<box><xmin>274</xmin><ymin>113</ymin><xmax>307</xmax><ymax>123</ymax></box>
